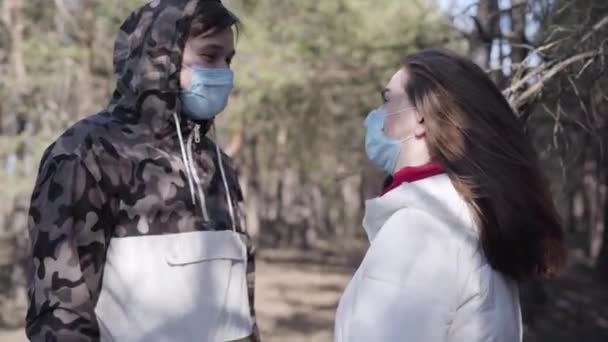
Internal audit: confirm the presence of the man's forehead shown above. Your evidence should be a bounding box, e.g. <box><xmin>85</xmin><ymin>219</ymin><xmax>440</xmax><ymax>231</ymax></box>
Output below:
<box><xmin>188</xmin><ymin>28</ymin><xmax>234</xmax><ymax>49</ymax></box>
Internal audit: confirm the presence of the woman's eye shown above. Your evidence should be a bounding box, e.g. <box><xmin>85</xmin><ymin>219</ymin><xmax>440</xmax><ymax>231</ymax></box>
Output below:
<box><xmin>381</xmin><ymin>90</ymin><xmax>389</xmax><ymax>103</ymax></box>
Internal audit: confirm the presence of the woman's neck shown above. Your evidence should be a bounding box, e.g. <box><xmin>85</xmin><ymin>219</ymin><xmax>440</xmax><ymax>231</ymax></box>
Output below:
<box><xmin>394</xmin><ymin>142</ymin><xmax>432</xmax><ymax>173</ymax></box>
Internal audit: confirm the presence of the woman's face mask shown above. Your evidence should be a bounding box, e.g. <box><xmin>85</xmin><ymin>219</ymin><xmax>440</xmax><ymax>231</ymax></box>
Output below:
<box><xmin>364</xmin><ymin>106</ymin><xmax>415</xmax><ymax>174</ymax></box>
<box><xmin>365</xmin><ymin>69</ymin><xmax>426</xmax><ymax>173</ymax></box>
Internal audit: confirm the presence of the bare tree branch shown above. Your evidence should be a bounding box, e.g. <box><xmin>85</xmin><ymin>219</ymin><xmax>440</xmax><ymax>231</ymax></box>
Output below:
<box><xmin>513</xmin><ymin>50</ymin><xmax>601</xmax><ymax>110</ymax></box>
<box><xmin>581</xmin><ymin>15</ymin><xmax>608</xmax><ymax>44</ymax></box>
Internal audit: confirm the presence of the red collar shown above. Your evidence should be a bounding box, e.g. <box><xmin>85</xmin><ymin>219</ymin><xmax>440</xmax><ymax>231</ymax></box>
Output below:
<box><xmin>382</xmin><ymin>161</ymin><xmax>445</xmax><ymax>195</ymax></box>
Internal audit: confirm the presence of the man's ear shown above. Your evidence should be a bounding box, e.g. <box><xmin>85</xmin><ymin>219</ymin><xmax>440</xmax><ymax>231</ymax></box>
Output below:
<box><xmin>180</xmin><ymin>65</ymin><xmax>192</xmax><ymax>90</ymax></box>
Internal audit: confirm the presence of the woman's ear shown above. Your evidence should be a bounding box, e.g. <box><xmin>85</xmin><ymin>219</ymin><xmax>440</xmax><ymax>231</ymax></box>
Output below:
<box><xmin>414</xmin><ymin>110</ymin><xmax>424</xmax><ymax>123</ymax></box>
<box><xmin>414</xmin><ymin>111</ymin><xmax>426</xmax><ymax>137</ymax></box>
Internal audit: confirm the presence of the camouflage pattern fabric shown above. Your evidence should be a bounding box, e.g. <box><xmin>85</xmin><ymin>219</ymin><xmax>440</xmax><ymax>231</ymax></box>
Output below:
<box><xmin>25</xmin><ymin>0</ymin><xmax>260</xmax><ymax>341</ymax></box>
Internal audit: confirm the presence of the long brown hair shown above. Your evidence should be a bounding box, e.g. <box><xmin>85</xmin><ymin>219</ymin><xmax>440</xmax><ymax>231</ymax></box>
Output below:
<box><xmin>402</xmin><ymin>48</ymin><xmax>566</xmax><ymax>281</ymax></box>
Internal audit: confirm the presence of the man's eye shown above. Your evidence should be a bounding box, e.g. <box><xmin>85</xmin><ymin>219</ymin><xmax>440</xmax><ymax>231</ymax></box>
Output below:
<box><xmin>201</xmin><ymin>54</ymin><xmax>215</xmax><ymax>60</ymax></box>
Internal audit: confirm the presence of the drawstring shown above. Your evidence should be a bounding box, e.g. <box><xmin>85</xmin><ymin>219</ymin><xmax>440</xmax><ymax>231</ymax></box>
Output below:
<box><xmin>173</xmin><ymin>113</ymin><xmax>237</xmax><ymax>231</ymax></box>
<box><xmin>186</xmin><ymin>129</ymin><xmax>210</xmax><ymax>222</ymax></box>
<box><xmin>213</xmin><ymin>124</ymin><xmax>237</xmax><ymax>232</ymax></box>
<box><xmin>173</xmin><ymin>113</ymin><xmax>210</xmax><ymax>221</ymax></box>
<box><xmin>174</xmin><ymin>113</ymin><xmax>196</xmax><ymax>204</ymax></box>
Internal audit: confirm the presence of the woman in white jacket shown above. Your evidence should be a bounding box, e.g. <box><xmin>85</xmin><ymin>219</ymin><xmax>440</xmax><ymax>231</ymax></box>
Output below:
<box><xmin>334</xmin><ymin>48</ymin><xmax>567</xmax><ymax>342</ymax></box>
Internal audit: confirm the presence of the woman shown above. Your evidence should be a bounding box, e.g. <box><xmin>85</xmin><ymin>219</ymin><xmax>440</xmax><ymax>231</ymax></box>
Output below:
<box><xmin>334</xmin><ymin>48</ymin><xmax>566</xmax><ymax>342</ymax></box>
<box><xmin>26</xmin><ymin>1</ymin><xmax>259</xmax><ymax>341</ymax></box>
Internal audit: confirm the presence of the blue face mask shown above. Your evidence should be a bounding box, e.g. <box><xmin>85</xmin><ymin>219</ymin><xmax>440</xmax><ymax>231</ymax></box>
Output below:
<box><xmin>180</xmin><ymin>67</ymin><xmax>234</xmax><ymax>121</ymax></box>
<box><xmin>364</xmin><ymin>107</ymin><xmax>414</xmax><ymax>174</ymax></box>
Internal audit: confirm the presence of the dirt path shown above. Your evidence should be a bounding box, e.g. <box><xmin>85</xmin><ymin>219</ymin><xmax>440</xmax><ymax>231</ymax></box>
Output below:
<box><xmin>0</xmin><ymin>329</ymin><xmax>25</xmax><ymax>342</ymax></box>
<box><xmin>255</xmin><ymin>249</ymin><xmax>356</xmax><ymax>342</ymax></box>
<box><xmin>0</xmin><ymin>247</ymin><xmax>360</xmax><ymax>342</ymax></box>
<box><xmin>2</xmin><ymin>246</ymin><xmax>606</xmax><ymax>342</ymax></box>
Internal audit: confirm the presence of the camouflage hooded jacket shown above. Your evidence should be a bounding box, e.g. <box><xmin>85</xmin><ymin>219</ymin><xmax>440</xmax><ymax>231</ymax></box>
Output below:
<box><xmin>25</xmin><ymin>1</ymin><xmax>259</xmax><ymax>341</ymax></box>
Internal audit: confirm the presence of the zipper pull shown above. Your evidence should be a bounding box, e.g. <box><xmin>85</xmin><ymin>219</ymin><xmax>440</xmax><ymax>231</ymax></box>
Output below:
<box><xmin>194</xmin><ymin>124</ymin><xmax>201</xmax><ymax>144</ymax></box>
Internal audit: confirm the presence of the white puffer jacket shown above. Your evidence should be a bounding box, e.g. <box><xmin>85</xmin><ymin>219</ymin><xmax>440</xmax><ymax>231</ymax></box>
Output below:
<box><xmin>335</xmin><ymin>174</ymin><xmax>522</xmax><ymax>342</ymax></box>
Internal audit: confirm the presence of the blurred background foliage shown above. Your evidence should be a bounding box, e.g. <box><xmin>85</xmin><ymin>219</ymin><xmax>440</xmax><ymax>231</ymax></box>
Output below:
<box><xmin>0</xmin><ymin>0</ymin><xmax>606</xmax><ymax>340</ymax></box>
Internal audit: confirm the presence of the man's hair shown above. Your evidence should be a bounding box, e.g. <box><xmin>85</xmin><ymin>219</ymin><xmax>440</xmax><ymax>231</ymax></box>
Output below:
<box><xmin>189</xmin><ymin>0</ymin><xmax>241</xmax><ymax>38</ymax></box>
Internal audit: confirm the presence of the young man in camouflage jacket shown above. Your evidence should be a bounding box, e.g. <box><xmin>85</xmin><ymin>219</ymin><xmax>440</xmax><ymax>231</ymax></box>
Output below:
<box><xmin>25</xmin><ymin>1</ymin><xmax>260</xmax><ymax>341</ymax></box>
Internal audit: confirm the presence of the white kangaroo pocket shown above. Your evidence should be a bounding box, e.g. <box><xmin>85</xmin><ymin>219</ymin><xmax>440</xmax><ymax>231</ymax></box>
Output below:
<box><xmin>95</xmin><ymin>230</ymin><xmax>253</xmax><ymax>342</ymax></box>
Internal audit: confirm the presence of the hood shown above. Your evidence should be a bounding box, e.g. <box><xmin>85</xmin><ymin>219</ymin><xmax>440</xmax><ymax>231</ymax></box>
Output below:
<box><xmin>108</xmin><ymin>0</ymin><xmax>219</xmax><ymax>138</ymax></box>
<box><xmin>362</xmin><ymin>174</ymin><xmax>478</xmax><ymax>242</ymax></box>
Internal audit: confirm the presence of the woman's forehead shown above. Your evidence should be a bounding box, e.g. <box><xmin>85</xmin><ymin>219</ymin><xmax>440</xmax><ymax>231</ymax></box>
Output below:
<box><xmin>387</xmin><ymin>69</ymin><xmax>407</xmax><ymax>94</ymax></box>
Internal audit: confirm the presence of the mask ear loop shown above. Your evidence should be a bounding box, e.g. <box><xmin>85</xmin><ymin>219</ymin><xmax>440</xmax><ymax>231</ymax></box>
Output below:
<box><xmin>382</xmin><ymin>106</ymin><xmax>420</xmax><ymax>142</ymax></box>
<box><xmin>399</xmin><ymin>135</ymin><xmax>415</xmax><ymax>143</ymax></box>
<box><xmin>384</xmin><ymin>106</ymin><xmax>417</xmax><ymax>117</ymax></box>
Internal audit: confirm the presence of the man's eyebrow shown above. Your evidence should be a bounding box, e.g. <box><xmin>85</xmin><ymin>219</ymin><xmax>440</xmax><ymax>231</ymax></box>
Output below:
<box><xmin>198</xmin><ymin>43</ymin><xmax>224</xmax><ymax>51</ymax></box>
<box><xmin>197</xmin><ymin>44</ymin><xmax>236</xmax><ymax>57</ymax></box>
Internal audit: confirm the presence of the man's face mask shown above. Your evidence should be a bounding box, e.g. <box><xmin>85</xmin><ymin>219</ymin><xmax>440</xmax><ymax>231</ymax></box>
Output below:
<box><xmin>180</xmin><ymin>67</ymin><xmax>234</xmax><ymax>121</ymax></box>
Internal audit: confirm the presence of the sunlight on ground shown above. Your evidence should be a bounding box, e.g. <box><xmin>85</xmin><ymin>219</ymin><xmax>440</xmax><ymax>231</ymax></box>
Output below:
<box><xmin>256</xmin><ymin>258</ymin><xmax>352</xmax><ymax>342</ymax></box>
<box><xmin>0</xmin><ymin>253</ymin><xmax>355</xmax><ymax>342</ymax></box>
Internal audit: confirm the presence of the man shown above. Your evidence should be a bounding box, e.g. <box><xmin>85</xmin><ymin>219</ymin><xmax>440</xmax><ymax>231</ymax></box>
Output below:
<box><xmin>25</xmin><ymin>0</ymin><xmax>259</xmax><ymax>341</ymax></box>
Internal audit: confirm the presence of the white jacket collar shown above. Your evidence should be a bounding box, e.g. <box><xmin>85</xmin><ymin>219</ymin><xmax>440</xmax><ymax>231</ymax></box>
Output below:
<box><xmin>362</xmin><ymin>174</ymin><xmax>477</xmax><ymax>242</ymax></box>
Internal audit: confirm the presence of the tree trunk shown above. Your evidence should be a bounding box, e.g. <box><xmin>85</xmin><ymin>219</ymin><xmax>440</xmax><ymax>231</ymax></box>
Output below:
<box><xmin>583</xmin><ymin>154</ymin><xmax>603</xmax><ymax>260</ymax></box>
<box><xmin>243</xmin><ymin>135</ymin><xmax>261</xmax><ymax>239</ymax></box>
<box><xmin>510</xmin><ymin>0</ymin><xmax>528</xmax><ymax>68</ymax></box>
<box><xmin>1</xmin><ymin>0</ymin><xmax>26</xmax><ymax>91</ymax></box>
<box><xmin>597</xmin><ymin>181</ymin><xmax>608</xmax><ymax>280</ymax></box>
<box><xmin>469</xmin><ymin>0</ymin><xmax>500</xmax><ymax>69</ymax></box>
<box><xmin>596</xmin><ymin>135</ymin><xmax>608</xmax><ymax>278</ymax></box>
<box><xmin>341</xmin><ymin>173</ymin><xmax>362</xmax><ymax>237</ymax></box>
